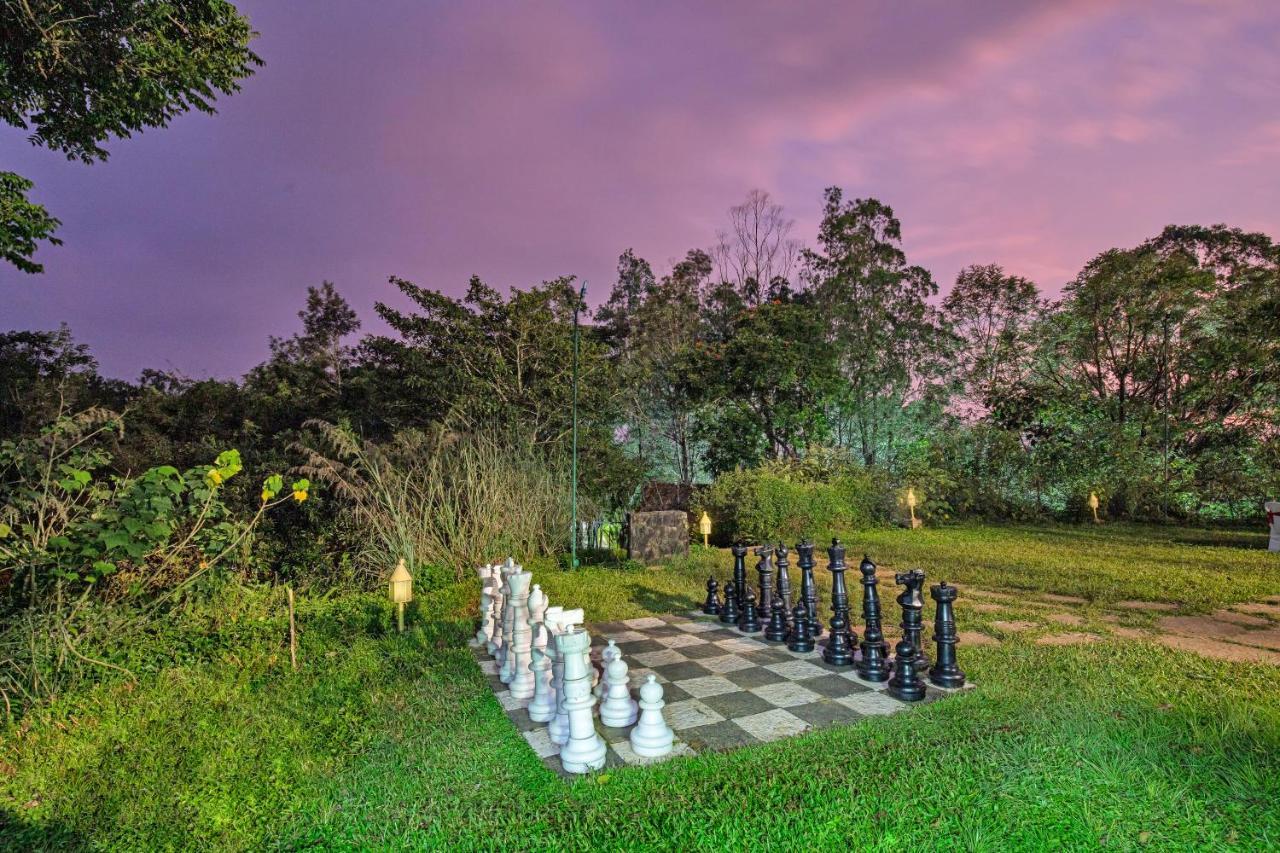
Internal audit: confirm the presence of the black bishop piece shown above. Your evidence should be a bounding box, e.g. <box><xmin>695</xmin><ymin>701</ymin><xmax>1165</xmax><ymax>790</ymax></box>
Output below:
<box><xmin>822</xmin><ymin>539</ymin><xmax>855</xmax><ymax>666</ymax></box>
<box><xmin>775</xmin><ymin>543</ymin><xmax>793</xmax><ymax>632</ymax></box>
<box><xmin>856</xmin><ymin>555</ymin><xmax>890</xmax><ymax>682</ymax></box>
<box><xmin>731</xmin><ymin>542</ymin><xmax>749</xmax><ymax>614</ymax></box>
<box><xmin>796</xmin><ymin>540</ymin><xmax>822</xmax><ymax>637</ymax></box>
<box><xmin>754</xmin><ymin>545</ymin><xmax>774</xmax><ymax>622</ymax></box>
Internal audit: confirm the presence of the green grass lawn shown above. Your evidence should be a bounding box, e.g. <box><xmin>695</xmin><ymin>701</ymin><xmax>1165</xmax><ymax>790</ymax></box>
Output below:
<box><xmin>2</xmin><ymin>523</ymin><xmax>1278</xmax><ymax>850</ymax></box>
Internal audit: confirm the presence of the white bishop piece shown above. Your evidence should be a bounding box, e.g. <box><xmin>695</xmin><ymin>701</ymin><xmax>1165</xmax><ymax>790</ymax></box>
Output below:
<box><xmin>526</xmin><ymin>599</ymin><xmax>557</xmax><ymax>723</ymax></box>
<box><xmin>629</xmin><ymin>674</ymin><xmax>674</xmax><ymax>759</ymax></box>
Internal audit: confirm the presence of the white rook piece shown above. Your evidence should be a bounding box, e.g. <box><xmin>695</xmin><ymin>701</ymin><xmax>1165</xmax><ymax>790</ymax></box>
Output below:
<box><xmin>599</xmin><ymin>655</ymin><xmax>639</xmax><ymax>728</ymax></box>
<box><xmin>1267</xmin><ymin>501</ymin><xmax>1280</xmax><ymax>552</ymax></box>
<box><xmin>556</xmin><ymin>627</ymin><xmax>607</xmax><ymax>774</ymax></box>
<box><xmin>547</xmin><ymin>607</ymin><xmax>584</xmax><ymax>746</ymax></box>
<box><xmin>506</xmin><ymin>571</ymin><xmax>535</xmax><ymax>699</ymax></box>
<box><xmin>629</xmin><ymin>674</ymin><xmax>674</xmax><ymax>759</ymax></box>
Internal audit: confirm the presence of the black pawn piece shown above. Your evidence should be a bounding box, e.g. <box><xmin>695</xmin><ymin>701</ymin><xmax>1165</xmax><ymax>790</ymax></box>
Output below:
<box><xmin>895</xmin><ymin>569</ymin><xmax>929</xmax><ymax>667</ymax></box>
<box><xmin>797</xmin><ymin>539</ymin><xmax>822</xmax><ymax>637</ymax></box>
<box><xmin>822</xmin><ymin>539</ymin><xmax>855</xmax><ymax>666</ymax></box>
<box><xmin>928</xmin><ymin>582</ymin><xmax>966</xmax><ymax>688</ymax></box>
<box><xmin>738</xmin><ymin>586</ymin><xmax>761</xmax><ymax>633</ymax></box>
<box><xmin>787</xmin><ymin>603</ymin><xmax>814</xmax><ymax>653</ymax></box>
<box><xmin>703</xmin><ymin>576</ymin><xmax>721</xmax><ymax>615</ymax></box>
<box><xmin>731</xmin><ymin>541</ymin><xmax>749</xmax><ymax>612</ymax></box>
<box><xmin>856</xmin><ymin>555</ymin><xmax>890</xmax><ymax>682</ymax></box>
<box><xmin>764</xmin><ymin>595</ymin><xmax>788</xmax><ymax>642</ymax></box>
<box><xmin>720</xmin><ymin>581</ymin><xmax>739</xmax><ymax>624</ymax></box>
<box><xmin>775</xmin><ymin>543</ymin><xmax>793</xmax><ymax>631</ymax></box>
<box><xmin>887</xmin><ymin>638</ymin><xmax>926</xmax><ymax>701</ymax></box>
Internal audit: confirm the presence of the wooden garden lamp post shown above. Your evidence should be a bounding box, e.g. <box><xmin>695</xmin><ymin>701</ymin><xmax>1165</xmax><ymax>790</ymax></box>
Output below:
<box><xmin>1088</xmin><ymin>492</ymin><xmax>1100</xmax><ymax>524</ymax></box>
<box><xmin>699</xmin><ymin>511</ymin><xmax>712</xmax><ymax>548</ymax></box>
<box><xmin>389</xmin><ymin>558</ymin><xmax>413</xmax><ymax>632</ymax></box>
<box><xmin>906</xmin><ymin>488</ymin><xmax>921</xmax><ymax>529</ymax></box>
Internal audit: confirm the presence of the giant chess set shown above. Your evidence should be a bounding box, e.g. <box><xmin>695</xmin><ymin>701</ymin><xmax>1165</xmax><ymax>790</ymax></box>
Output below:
<box><xmin>471</xmin><ymin>539</ymin><xmax>972</xmax><ymax>776</ymax></box>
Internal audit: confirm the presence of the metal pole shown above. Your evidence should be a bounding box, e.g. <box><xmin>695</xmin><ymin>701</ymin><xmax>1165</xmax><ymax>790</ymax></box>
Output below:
<box><xmin>571</xmin><ymin>281</ymin><xmax>586</xmax><ymax>569</ymax></box>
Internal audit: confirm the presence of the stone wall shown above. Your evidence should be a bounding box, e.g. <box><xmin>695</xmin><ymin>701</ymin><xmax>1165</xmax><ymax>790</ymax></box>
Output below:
<box><xmin>627</xmin><ymin>510</ymin><xmax>689</xmax><ymax>564</ymax></box>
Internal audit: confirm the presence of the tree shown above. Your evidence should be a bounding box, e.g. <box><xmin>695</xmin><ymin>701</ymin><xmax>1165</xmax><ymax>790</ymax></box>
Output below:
<box><xmin>803</xmin><ymin>188</ymin><xmax>952</xmax><ymax>467</ymax></box>
<box><xmin>942</xmin><ymin>264</ymin><xmax>1042</xmax><ymax>414</ymax></box>
<box><xmin>0</xmin><ymin>0</ymin><xmax>261</xmax><ymax>273</ymax></box>
<box><xmin>712</xmin><ymin>189</ymin><xmax>800</xmax><ymax>306</ymax></box>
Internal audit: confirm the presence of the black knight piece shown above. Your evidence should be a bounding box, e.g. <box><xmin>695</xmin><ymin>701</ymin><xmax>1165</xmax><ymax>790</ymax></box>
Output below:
<box><xmin>764</xmin><ymin>594</ymin><xmax>788</xmax><ymax>642</ymax></box>
<box><xmin>822</xmin><ymin>539</ymin><xmax>855</xmax><ymax>666</ymax></box>
<box><xmin>703</xmin><ymin>576</ymin><xmax>721</xmax><ymax>615</ymax></box>
<box><xmin>894</xmin><ymin>569</ymin><xmax>929</xmax><ymax>667</ymax></box>
<box><xmin>787</xmin><ymin>603</ymin><xmax>814</xmax><ymax>652</ymax></box>
<box><xmin>720</xmin><ymin>581</ymin><xmax>739</xmax><ymax>624</ymax></box>
<box><xmin>739</xmin><ymin>586</ymin><xmax>762</xmax><ymax>633</ymax></box>
<box><xmin>731</xmin><ymin>541</ymin><xmax>749</xmax><ymax>613</ymax></box>
<box><xmin>856</xmin><ymin>555</ymin><xmax>890</xmax><ymax>682</ymax></box>
<box><xmin>754</xmin><ymin>544</ymin><xmax>774</xmax><ymax>620</ymax></box>
<box><xmin>796</xmin><ymin>539</ymin><xmax>822</xmax><ymax>637</ymax></box>
<box><xmin>887</xmin><ymin>638</ymin><xmax>926</xmax><ymax>701</ymax></box>
<box><xmin>775</xmin><ymin>543</ymin><xmax>793</xmax><ymax>631</ymax></box>
<box><xmin>928</xmin><ymin>582</ymin><xmax>966</xmax><ymax>688</ymax></box>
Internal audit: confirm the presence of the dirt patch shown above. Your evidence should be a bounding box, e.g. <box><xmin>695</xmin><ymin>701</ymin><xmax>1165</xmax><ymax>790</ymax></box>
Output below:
<box><xmin>1233</xmin><ymin>628</ymin><xmax>1280</xmax><ymax>651</ymax></box>
<box><xmin>1036</xmin><ymin>632</ymin><xmax>1102</xmax><ymax>646</ymax></box>
<box><xmin>1110</xmin><ymin>627</ymin><xmax>1153</xmax><ymax>639</ymax></box>
<box><xmin>1158</xmin><ymin>615</ymin><xmax>1250</xmax><ymax>640</ymax></box>
<box><xmin>1156</xmin><ymin>634</ymin><xmax>1280</xmax><ymax>666</ymax></box>
<box><xmin>1212</xmin><ymin>609</ymin><xmax>1273</xmax><ymax>628</ymax></box>
<box><xmin>1038</xmin><ymin>593</ymin><xmax>1088</xmax><ymax>605</ymax></box>
<box><xmin>1233</xmin><ymin>602</ymin><xmax>1280</xmax><ymax>618</ymax></box>
<box><xmin>991</xmin><ymin>620</ymin><xmax>1038</xmax><ymax>632</ymax></box>
<box><xmin>971</xmin><ymin>603</ymin><xmax>1008</xmax><ymax>614</ymax></box>
<box><xmin>1114</xmin><ymin>600</ymin><xmax>1179</xmax><ymax>612</ymax></box>
<box><xmin>1046</xmin><ymin>613</ymin><xmax>1085</xmax><ymax>626</ymax></box>
<box><xmin>958</xmin><ymin>630</ymin><xmax>999</xmax><ymax>647</ymax></box>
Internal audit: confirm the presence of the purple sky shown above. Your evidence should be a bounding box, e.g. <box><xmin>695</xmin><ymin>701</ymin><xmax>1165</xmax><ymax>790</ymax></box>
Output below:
<box><xmin>4</xmin><ymin>0</ymin><xmax>1278</xmax><ymax>380</ymax></box>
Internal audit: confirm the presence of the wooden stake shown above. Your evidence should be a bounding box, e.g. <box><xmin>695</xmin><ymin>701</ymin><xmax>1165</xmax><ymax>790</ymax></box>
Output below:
<box><xmin>287</xmin><ymin>586</ymin><xmax>298</xmax><ymax>671</ymax></box>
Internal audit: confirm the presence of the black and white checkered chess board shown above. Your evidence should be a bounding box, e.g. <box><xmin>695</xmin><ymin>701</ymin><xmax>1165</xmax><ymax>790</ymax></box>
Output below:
<box><xmin>473</xmin><ymin>610</ymin><xmax>972</xmax><ymax>776</ymax></box>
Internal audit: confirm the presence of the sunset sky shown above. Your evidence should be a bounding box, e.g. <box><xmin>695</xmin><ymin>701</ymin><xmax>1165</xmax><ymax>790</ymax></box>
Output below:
<box><xmin>4</xmin><ymin>0</ymin><xmax>1278</xmax><ymax>379</ymax></box>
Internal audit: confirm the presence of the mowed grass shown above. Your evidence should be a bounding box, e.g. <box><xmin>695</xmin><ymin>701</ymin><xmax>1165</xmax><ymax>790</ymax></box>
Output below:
<box><xmin>1</xmin><ymin>524</ymin><xmax>1278</xmax><ymax>850</ymax></box>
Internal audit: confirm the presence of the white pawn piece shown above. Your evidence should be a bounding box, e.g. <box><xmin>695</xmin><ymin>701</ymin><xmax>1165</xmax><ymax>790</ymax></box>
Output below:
<box><xmin>528</xmin><ymin>585</ymin><xmax>549</xmax><ymax>653</ymax></box>
<box><xmin>556</xmin><ymin>627</ymin><xmax>607</xmax><ymax>774</ymax></box>
<box><xmin>476</xmin><ymin>566</ymin><xmax>496</xmax><ymax>648</ymax></box>
<box><xmin>594</xmin><ymin>639</ymin><xmax>620</xmax><ymax>702</ymax></box>
<box><xmin>547</xmin><ymin>607</ymin><xmax>583</xmax><ymax>746</ymax></box>
<box><xmin>599</xmin><ymin>656</ymin><xmax>639</xmax><ymax>728</ymax></box>
<box><xmin>506</xmin><ymin>572</ymin><xmax>536</xmax><ymax>699</ymax></box>
<box><xmin>629</xmin><ymin>675</ymin><xmax>674</xmax><ymax>759</ymax></box>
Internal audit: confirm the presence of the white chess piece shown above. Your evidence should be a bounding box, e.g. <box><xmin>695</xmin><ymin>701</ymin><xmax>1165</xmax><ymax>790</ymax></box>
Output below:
<box><xmin>493</xmin><ymin>561</ymin><xmax>514</xmax><ymax>666</ymax></box>
<box><xmin>476</xmin><ymin>565</ymin><xmax>496</xmax><ymax>648</ymax></box>
<box><xmin>594</xmin><ymin>639</ymin><xmax>620</xmax><ymax>701</ymax></box>
<box><xmin>630</xmin><ymin>674</ymin><xmax>674</xmax><ymax>759</ymax></box>
<box><xmin>599</xmin><ymin>656</ymin><xmax>639</xmax><ymax>728</ymax></box>
<box><xmin>528</xmin><ymin>585</ymin><xmax>549</xmax><ymax>653</ymax></box>
<box><xmin>526</xmin><ymin>600</ymin><xmax>558</xmax><ymax>722</ymax></box>
<box><xmin>556</xmin><ymin>627</ymin><xmax>607</xmax><ymax>774</ymax></box>
<box><xmin>507</xmin><ymin>572</ymin><xmax>536</xmax><ymax>699</ymax></box>
<box><xmin>547</xmin><ymin>608</ymin><xmax>584</xmax><ymax>746</ymax></box>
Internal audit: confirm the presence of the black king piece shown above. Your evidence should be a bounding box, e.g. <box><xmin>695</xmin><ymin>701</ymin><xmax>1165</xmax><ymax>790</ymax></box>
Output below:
<box><xmin>822</xmin><ymin>538</ymin><xmax>855</xmax><ymax>666</ymax></box>
<box><xmin>796</xmin><ymin>540</ymin><xmax>822</xmax><ymax>637</ymax></box>
<box><xmin>774</xmin><ymin>543</ymin><xmax>793</xmax><ymax>632</ymax></box>
<box><xmin>894</xmin><ymin>569</ymin><xmax>929</xmax><ymax>667</ymax></box>
<box><xmin>754</xmin><ymin>544</ymin><xmax>774</xmax><ymax>620</ymax></box>
<box><xmin>856</xmin><ymin>555</ymin><xmax>890</xmax><ymax>682</ymax></box>
<box><xmin>731</xmin><ymin>541</ymin><xmax>748</xmax><ymax>612</ymax></box>
<box><xmin>928</xmin><ymin>582</ymin><xmax>966</xmax><ymax>688</ymax></box>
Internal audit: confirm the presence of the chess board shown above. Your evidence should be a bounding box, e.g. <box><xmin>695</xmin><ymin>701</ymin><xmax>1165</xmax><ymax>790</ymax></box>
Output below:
<box><xmin>473</xmin><ymin>610</ymin><xmax>972</xmax><ymax>777</ymax></box>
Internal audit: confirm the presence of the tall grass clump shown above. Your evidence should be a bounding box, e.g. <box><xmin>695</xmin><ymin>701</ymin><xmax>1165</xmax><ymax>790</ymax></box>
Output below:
<box><xmin>296</xmin><ymin>422</ymin><xmax>573</xmax><ymax>586</ymax></box>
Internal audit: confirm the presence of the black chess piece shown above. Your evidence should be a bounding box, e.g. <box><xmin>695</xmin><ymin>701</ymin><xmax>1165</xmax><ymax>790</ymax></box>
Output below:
<box><xmin>887</xmin><ymin>638</ymin><xmax>926</xmax><ymax>701</ymax></box>
<box><xmin>720</xmin><ymin>581</ymin><xmax>739</xmax><ymax>624</ymax></box>
<box><xmin>754</xmin><ymin>545</ymin><xmax>774</xmax><ymax>621</ymax></box>
<box><xmin>796</xmin><ymin>539</ymin><xmax>822</xmax><ymax>637</ymax></box>
<box><xmin>703</xmin><ymin>576</ymin><xmax>721</xmax><ymax>615</ymax></box>
<box><xmin>856</xmin><ymin>555</ymin><xmax>890</xmax><ymax>682</ymax></box>
<box><xmin>764</xmin><ymin>595</ymin><xmax>788</xmax><ymax>642</ymax></box>
<box><xmin>731</xmin><ymin>541</ymin><xmax>749</xmax><ymax>613</ymax></box>
<box><xmin>928</xmin><ymin>582</ymin><xmax>966</xmax><ymax>688</ymax></box>
<box><xmin>822</xmin><ymin>539</ymin><xmax>855</xmax><ymax>665</ymax></box>
<box><xmin>787</xmin><ymin>603</ymin><xmax>814</xmax><ymax>653</ymax></box>
<box><xmin>775</xmin><ymin>543</ymin><xmax>793</xmax><ymax>631</ymax></box>
<box><xmin>895</xmin><ymin>569</ymin><xmax>929</xmax><ymax>667</ymax></box>
<box><xmin>739</xmin><ymin>586</ymin><xmax>762</xmax><ymax>633</ymax></box>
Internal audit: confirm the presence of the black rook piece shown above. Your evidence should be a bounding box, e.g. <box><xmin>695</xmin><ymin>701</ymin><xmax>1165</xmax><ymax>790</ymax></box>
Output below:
<box><xmin>796</xmin><ymin>540</ymin><xmax>822</xmax><ymax>637</ymax></box>
<box><xmin>775</xmin><ymin>543</ymin><xmax>793</xmax><ymax>631</ymax></box>
<box><xmin>731</xmin><ymin>541</ymin><xmax>749</xmax><ymax>613</ymax></box>
<box><xmin>720</xmin><ymin>581</ymin><xmax>739</xmax><ymax>624</ymax></box>
<box><xmin>894</xmin><ymin>569</ymin><xmax>929</xmax><ymax>667</ymax></box>
<box><xmin>928</xmin><ymin>582</ymin><xmax>966</xmax><ymax>688</ymax></box>
<box><xmin>856</xmin><ymin>555</ymin><xmax>890</xmax><ymax>682</ymax></box>
<box><xmin>764</xmin><ymin>595</ymin><xmax>788</xmax><ymax>642</ymax></box>
<box><xmin>754</xmin><ymin>545</ymin><xmax>774</xmax><ymax>620</ymax></box>
<box><xmin>703</xmin><ymin>576</ymin><xmax>721</xmax><ymax>615</ymax></box>
<box><xmin>887</xmin><ymin>638</ymin><xmax>926</xmax><ymax>701</ymax></box>
<box><xmin>739</xmin><ymin>586</ymin><xmax>762</xmax><ymax>633</ymax></box>
<box><xmin>787</xmin><ymin>603</ymin><xmax>814</xmax><ymax>652</ymax></box>
<box><xmin>822</xmin><ymin>539</ymin><xmax>855</xmax><ymax>666</ymax></box>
